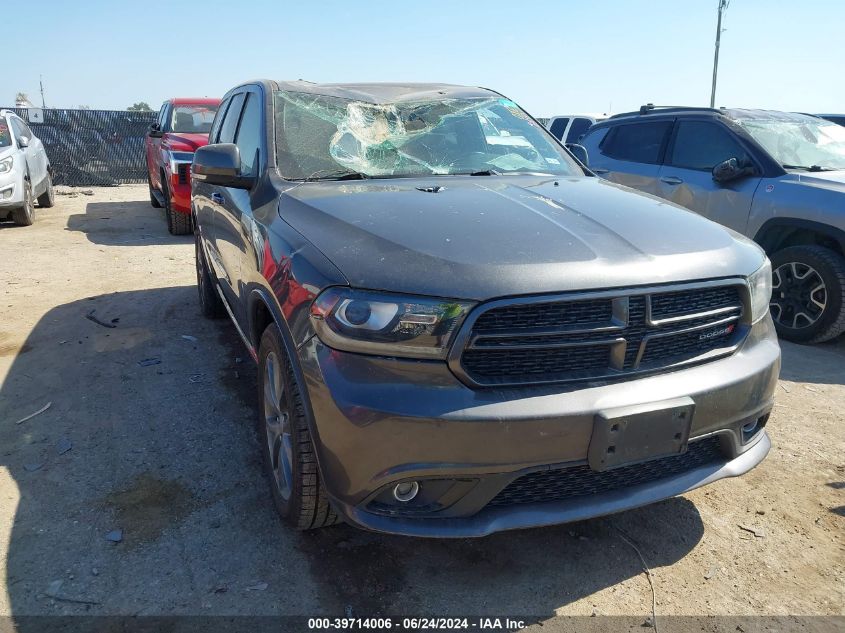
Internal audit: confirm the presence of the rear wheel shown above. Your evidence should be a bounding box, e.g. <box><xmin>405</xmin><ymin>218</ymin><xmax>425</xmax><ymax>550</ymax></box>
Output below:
<box><xmin>10</xmin><ymin>179</ymin><xmax>35</xmax><ymax>226</ymax></box>
<box><xmin>770</xmin><ymin>245</ymin><xmax>845</xmax><ymax>343</ymax></box>
<box><xmin>195</xmin><ymin>233</ymin><xmax>224</xmax><ymax>319</ymax></box>
<box><xmin>36</xmin><ymin>171</ymin><xmax>55</xmax><ymax>208</ymax></box>
<box><xmin>257</xmin><ymin>324</ymin><xmax>339</xmax><ymax>531</ymax></box>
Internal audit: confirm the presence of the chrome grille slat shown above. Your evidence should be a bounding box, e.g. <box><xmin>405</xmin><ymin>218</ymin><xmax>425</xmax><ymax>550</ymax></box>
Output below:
<box><xmin>450</xmin><ymin>281</ymin><xmax>748</xmax><ymax>387</ymax></box>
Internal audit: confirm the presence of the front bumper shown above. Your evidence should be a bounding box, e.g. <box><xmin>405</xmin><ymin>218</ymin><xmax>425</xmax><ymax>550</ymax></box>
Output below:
<box><xmin>0</xmin><ymin>167</ymin><xmax>23</xmax><ymax>208</ymax></box>
<box><xmin>298</xmin><ymin>316</ymin><xmax>780</xmax><ymax>537</ymax></box>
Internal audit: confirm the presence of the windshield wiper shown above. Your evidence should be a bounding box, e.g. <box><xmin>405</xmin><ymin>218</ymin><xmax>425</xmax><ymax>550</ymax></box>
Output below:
<box><xmin>782</xmin><ymin>164</ymin><xmax>834</xmax><ymax>172</ymax></box>
<box><xmin>467</xmin><ymin>169</ymin><xmax>502</xmax><ymax>176</ymax></box>
<box><xmin>302</xmin><ymin>169</ymin><xmax>369</xmax><ymax>181</ymax></box>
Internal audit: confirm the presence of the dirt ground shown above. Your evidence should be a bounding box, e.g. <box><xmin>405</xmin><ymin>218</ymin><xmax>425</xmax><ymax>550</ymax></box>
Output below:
<box><xmin>0</xmin><ymin>186</ymin><xmax>842</xmax><ymax>629</ymax></box>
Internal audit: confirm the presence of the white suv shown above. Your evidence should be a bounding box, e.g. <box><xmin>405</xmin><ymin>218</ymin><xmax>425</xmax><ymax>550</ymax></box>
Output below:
<box><xmin>0</xmin><ymin>110</ymin><xmax>54</xmax><ymax>225</ymax></box>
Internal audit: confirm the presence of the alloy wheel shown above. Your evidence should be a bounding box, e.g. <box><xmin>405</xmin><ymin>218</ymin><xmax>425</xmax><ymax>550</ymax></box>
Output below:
<box><xmin>263</xmin><ymin>351</ymin><xmax>294</xmax><ymax>501</ymax></box>
<box><xmin>770</xmin><ymin>261</ymin><xmax>827</xmax><ymax>329</ymax></box>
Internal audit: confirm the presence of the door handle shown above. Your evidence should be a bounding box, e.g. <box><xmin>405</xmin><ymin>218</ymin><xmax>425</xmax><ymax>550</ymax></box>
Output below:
<box><xmin>592</xmin><ymin>168</ymin><xmax>609</xmax><ymax>174</ymax></box>
<box><xmin>211</xmin><ymin>192</ymin><xmax>224</xmax><ymax>204</ymax></box>
<box><xmin>660</xmin><ymin>176</ymin><xmax>683</xmax><ymax>185</ymax></box>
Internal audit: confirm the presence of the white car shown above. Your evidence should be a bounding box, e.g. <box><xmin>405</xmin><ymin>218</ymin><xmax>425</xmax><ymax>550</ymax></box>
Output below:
<box><xmin>0</xmin><ymin>109</ymin><xmax>54</xmax><ymax>225</ymax></box>
<box><xmin>546</xmin><ymin>114</ymin><xmax>606</xmax><ymax>144</ymax></box>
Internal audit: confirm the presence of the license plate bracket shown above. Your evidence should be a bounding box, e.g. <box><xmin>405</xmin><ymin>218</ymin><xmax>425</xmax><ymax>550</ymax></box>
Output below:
<box><xmin>588</xmin><ymin>397</ymin><xmax>695</xmax><ymax>472</ymax></box>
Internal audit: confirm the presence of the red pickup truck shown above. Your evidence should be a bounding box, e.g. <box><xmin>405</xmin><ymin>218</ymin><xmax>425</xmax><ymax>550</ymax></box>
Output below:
<box><xmin>146</xmin><ymin>98</ymin><xmax>221</xmax><ymax>234</ymax></box>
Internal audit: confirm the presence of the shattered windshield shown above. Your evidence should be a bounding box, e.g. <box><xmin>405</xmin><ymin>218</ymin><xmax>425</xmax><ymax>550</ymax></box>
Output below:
<box><xmin>736</xmin><ymin>116</ymin><xmax>845</xmax><ymax>171</ymax></box>
<box><xmin>273</xmin><ymin>91</ymin><xmax>579</xmax><ymax>180</ymax></box>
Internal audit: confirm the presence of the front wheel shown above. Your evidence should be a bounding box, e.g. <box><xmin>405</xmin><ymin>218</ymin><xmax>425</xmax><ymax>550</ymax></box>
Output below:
<box><xmin>10</xmin><ymin>179</ymin><xmax>35</xmax><ymax>226</ymax></box>
<box><xmin>770</xmin><ymin>245</ymin><xmax>845</xmax><ymax>343</ymax></box>
<box><xmin>257</xmin><ymin>324</ymin><xmax>339</xmax><ymax>531</ymax></box>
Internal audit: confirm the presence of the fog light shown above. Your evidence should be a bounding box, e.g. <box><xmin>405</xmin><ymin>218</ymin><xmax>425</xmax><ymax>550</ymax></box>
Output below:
<box><xmin>392</xmin><ymin>481</ymin><xmax>419</xmax><ymax>502</ymax></box>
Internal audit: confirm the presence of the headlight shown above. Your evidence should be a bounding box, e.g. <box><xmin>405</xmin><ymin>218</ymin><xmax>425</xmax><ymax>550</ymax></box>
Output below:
<box><xmin>747</xmin><ymin>258</ymin><xmax>772</xmax><ymax>323</ymax></box>
<box><xmin>168</xmin><ymin>151</ymin><xmax>194</xmax><ymax>173</ymax></box>
<box><xmin>310</xmin><ymin>287</ymin><xmax>475</xmax><ymax>359</ymax></box>
<box><xmin>0</xmin><ymin>157</ymin><xmax>13</xmax><ymax>174</ymax></box>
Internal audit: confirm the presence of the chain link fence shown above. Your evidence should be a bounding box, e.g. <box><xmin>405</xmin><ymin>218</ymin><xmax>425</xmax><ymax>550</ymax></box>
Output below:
<box><xmin>5</xmin><ymin>107</ymin><xmax>156</xmax><ymax>186</ymax></box>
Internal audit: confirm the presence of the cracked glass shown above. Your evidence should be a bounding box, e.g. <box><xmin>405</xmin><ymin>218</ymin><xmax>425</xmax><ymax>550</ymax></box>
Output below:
<box><xmin>273</xmin><ymin>91</ymin><xmax>580</xmax><ymax>180</ymax></box>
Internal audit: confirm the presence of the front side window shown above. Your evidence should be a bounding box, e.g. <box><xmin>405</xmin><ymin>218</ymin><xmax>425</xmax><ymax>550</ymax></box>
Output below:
<box><xmin>0</xmin><ymin>119</ymin><xmax>11</xmax><ymax>147</ymax></box>
<box><xmin>669</xmin><ymin>121</ymin><xmax>749</xmax><ymax>170</ymax></box>
<box><xmin>736</xmin><ymin>115</ymin><xmax>845</xmax><ymax>171</ymax></box>
<box><xmin>566</xmin><ymin>118</ymin><xmax>593</xmax><ymax>144</ymax></box>
<box><xmin>170</xmin><ymin>104</ymin><xmax>220</xmax><ymax>134</ymax></box>
<box><xmin>235</xmin><ymin>93</ymin><xmax>262</xmax><ymax>176</ymax></box>
<box><xmin>601</xmin><ymin>121</ymin><xmax>672</xmax><ymax>164</ymax></box>
<box><xmin>273</xmin><ymin>91</ymin><xmax>581</xmax><ymax>180</ymax></box>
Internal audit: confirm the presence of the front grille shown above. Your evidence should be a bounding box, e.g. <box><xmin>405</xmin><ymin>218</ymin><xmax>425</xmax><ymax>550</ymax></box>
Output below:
<box><xmin>488</xmin><ymin>436</ymin><xmax>724</xmax><ymax>507</ymax></box>
<box><xmin>456</xmin><ymin>282</ymin><xmax>745</xmax><ymax>386</ymax></box>
<box><xmin>177</xmin><ymin>163</ymin><xmax>190</xmax><ymax>184</ymax></box>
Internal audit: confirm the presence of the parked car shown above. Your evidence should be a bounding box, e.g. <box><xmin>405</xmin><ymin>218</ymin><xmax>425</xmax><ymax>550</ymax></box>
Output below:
<box><xmin>816</xmin><ymin>114</ymin><xmax>845</xmax><ymax>127</ymax></box>
<box><xmin>145</xmin><ymin>98</ymin><xmax>221</xmax><ymax>234</ymax></box>
<box><xmin>580</xmin><ymin>106</ymin><xmax>845</xmax><ymax>343</ymax></box>
<box><xmin>191</xmin><ymin>81</ymin><xmax>779</xmax><ymax>537</ymax></box>
<box><xmin>546</xmin><ymin>114</ymin><xmax>605</xmax><ymax>144</ymax></box>
<box><xmin>0</xmin><ymin>109</ymin><xmax>54</xmax><ymax>226</ymax></box>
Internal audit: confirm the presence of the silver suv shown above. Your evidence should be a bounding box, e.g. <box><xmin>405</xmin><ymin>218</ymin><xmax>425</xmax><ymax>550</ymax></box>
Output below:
<box><xmin>0</xmin><ymin>109</ymin><xmax>54</xmax><ymax>226</ymax></box>
<box><xmin>581</xmin><ymin>107</ymin><xmax>845</xmax><ymax>343</ymax></box>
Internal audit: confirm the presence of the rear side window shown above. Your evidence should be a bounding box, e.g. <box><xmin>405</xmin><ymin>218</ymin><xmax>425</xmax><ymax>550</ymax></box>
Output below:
<box><xmin>549</xmin><ymin>117</ymin><xmax>569</xmax><ymax>140</ymax></box>
<box><xmin>235</xmin><ymin>93</ymin><xmax>262</xmax><ymax>176</ymax></box>
<box><xmin>566</xmin><ymin>118</ymin><xmax>593</xmax><ymax>144</ymax></box>
<box><xmin>601</xmin><ymin>121</ymin><xmax>672</xmax><ymax>164</ymax></box>
<box><xmin>668</xmin><ymin>121</ymin><xmax>749</xmax><ymax>170</ymax></box>
<box><xmin>218</xmin><ymin>93</ymin><xmax>246</xmax><ymax>144</ymax></box>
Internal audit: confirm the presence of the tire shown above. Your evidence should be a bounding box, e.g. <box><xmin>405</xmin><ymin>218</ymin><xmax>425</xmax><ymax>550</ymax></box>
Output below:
<box><xmin>195</xmin><ymin>233</ymin><xmax>224</xmax><ymax>319</ymax></box>
<box><xmin>770</xmin><ymin>245</ymin><xmax>845</xmax><ymax>344</ymax></box>
<box><xmin>169</xmin><ymin>208</ymin><xmax>193</xmax><ymax>235</ymax></box>
<box><xmin>148</xmin><ymin>172</ymin><xmax>162</xmax><ymax>208</ymax></box>
<box><xmin>10</xmin><ymin>179</ymin><xmax>35</xmax><ymax>226</ymax></box>
<box><xmin>257</xmin><ymin>324</ymin><xmax>339</xmax><ymax>531</ymax></box>
<box><xmin>36</xmin><ymin>171</ymin><xmax>55</xmax><ymax>208</ymax></box>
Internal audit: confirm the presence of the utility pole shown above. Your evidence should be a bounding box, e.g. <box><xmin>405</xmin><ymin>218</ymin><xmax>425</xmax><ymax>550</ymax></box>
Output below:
<box><xmin>39</xmin><ymin>75</ymin><xmax>46</xmax><ymax>108</ymax></box>
<box><xmin>710</xmin><ymin>0</ymin><xmax>729</xmax><ymax>108</ymax></box>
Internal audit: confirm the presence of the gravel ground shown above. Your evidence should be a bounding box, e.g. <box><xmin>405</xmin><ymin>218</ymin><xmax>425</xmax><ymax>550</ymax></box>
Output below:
<box><xmin>0</xmin><ymin>186</ymin><xmax>842</xmax><ymax>629</ymax></box>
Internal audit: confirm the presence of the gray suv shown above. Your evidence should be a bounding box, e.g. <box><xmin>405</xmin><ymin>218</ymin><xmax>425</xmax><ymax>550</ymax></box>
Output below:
<box><xmin>581</xmin><ymin>106</ymin><xmax>845</xmax><ymax>343</ymax></box>
<box><xmin>191</xmin><ymin>82</ymin><xmax>779</xmax><ymax>537</ymax></box>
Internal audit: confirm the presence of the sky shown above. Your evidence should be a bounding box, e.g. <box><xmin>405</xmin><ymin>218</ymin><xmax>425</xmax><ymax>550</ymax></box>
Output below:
<box><xmin>6</xmin><ymin>0</ymin><xmax>844</xmax><ymax>117</ymax></box>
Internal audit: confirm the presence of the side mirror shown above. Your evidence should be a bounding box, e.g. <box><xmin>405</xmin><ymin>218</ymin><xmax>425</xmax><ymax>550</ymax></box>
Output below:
<box><xmin>712</xmin><ymin>157</ymin><xmax>754</xmax><ymax>184</ymax></box>
<box><xmin>193</xmin><ymin>143</ymin><xmax>253</xmax><ymax>189</ymax></box>
<box><xmin>565</xmin><ymin>143</ymin><xmax>589</xmax><ymax>167</ymax></box>
<box><xmin>18</xmin><ymin>136</ymin><xmax>30</xmax><ymax>148</ymax></box>
<box><xmin>148</xmin><ymin>123</ymin><xmax>163</xmax><ymax>138</ymax></box>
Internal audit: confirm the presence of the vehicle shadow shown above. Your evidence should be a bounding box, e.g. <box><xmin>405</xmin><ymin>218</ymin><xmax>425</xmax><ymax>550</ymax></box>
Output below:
<box><xmin>1</xmin><ymin>287</ymin><xmax>702</xmax><ymax>628</ymax></box>
<box><xmin>65</xmin><ymin>200</ymin><xmax>190</xmax><ymax>246</ymax></box>
<box><xmin>778</xmin><ymin>337</ymin><xmax>845</xmax><ymax>385</ymax></box>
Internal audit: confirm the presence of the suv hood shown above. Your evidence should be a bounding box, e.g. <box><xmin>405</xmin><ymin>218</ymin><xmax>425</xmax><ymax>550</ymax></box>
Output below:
<box><xmin>780</xmin><ymin>169</ymin><xmax>845</xmax><ymax>193</ymax></box>
<box><xmin>0</xmin><ymin>146</ymin><xmax>15</xmax><ymax>161</ymax></box>
<box><xmin>162</xmin><ymin>133</ymin><xmax>209</xmax><ymax>152</ymax></box>
<box><xmin>279</xmin><ymin>175</ymin><xmax>765</xmax><ymax>300</ymax></box>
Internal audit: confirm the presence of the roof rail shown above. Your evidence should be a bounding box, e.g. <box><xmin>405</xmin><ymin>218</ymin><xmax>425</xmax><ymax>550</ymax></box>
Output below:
<box><xmin>609</xmin><ymin>104</ymin><xmax>726</xmax><ymax>119</ymax></box>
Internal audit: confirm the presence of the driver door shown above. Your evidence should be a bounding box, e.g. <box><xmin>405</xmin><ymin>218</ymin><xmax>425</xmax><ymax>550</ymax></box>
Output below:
<box><xmin>657</xmin><ymin>120</ymin><xmax>762</xmax><ymax>233</ymax></box>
